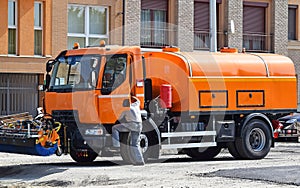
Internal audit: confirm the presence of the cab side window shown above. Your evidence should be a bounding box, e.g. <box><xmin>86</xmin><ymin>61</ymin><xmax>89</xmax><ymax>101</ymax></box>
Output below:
<box><xmin>102</xmin><ymin>54</ymin><xmax>127</xmax><ymax>94</ymax></box>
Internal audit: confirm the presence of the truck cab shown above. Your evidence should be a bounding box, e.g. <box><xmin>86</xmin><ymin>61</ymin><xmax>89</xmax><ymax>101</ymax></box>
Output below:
<box><xmin>44</xmin><ymin>45</ymin><xmax>147</xmax><ymax>162</ymax></box>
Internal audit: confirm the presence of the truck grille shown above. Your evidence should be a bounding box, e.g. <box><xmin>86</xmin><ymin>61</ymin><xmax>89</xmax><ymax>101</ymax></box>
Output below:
<box><xmin>52</xmin><ymin>110</ymin><xmax>78</xmax><ymax>127</ymax></box>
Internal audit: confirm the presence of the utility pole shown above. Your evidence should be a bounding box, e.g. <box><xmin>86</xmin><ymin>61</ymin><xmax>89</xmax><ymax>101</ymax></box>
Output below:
<box><xmin>210</xmin><ymin>0</ymin><xmax>217</xmax><ymax>52</ymax></box>
<box><xmin>122</xmin><ymin>0</ymin><xmax>125</xmax><ymax>46</ymax></box>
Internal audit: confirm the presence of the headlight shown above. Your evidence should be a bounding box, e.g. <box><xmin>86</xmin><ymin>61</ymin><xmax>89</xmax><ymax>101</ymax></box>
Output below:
<box><xmin>85</xmin><ymin>128</ymin><xmax>104</xmax><ymax>136</ymax></box>
<box><xmin>286</xmin><ymin>118</ymin><xmax>297</xmax><ymax>124</ymax></box>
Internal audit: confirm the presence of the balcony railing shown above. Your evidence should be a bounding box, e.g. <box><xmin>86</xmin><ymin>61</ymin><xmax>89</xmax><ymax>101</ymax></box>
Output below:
<box><xmin>243</xmin><ymin>33</ymin><xmax>274</xmax><ymax>53</ymax></box>
<box><xmin>141</xmin><ymin>28</ymin><xmax>274</xmax><ymax>53</ymax></box>
<box><xmin>194</xmin><ymin>31</ymin><xmax>274</xmax><ymax>53</ymax></box>
<box><xmin>194</xmin><ymin>30</ymin><xmax>225</xmax><ymax>50</ymax></box>
<box><xmin>140</xmin><ymin>25</ymin><xmax>177</xmax><ymax>48</ymax></box>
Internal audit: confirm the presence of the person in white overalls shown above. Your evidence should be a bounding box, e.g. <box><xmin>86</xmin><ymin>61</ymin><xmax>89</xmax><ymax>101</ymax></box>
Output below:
<box><xmin>112</xmin><ymin>96</ymin><xmax>145</xmax><ymax>165</ymax></box>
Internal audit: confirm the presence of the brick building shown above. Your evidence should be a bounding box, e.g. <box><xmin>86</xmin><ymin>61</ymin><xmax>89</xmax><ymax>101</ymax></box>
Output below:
<box><xmin>0</xmin><ymin>0</ymin><xmax>124</xmax><ymax>115</ymax></box>
<box><xmin>0</xmin><ymin>0</ymin><xmax>300</xmax><ymax>115</ymax></box>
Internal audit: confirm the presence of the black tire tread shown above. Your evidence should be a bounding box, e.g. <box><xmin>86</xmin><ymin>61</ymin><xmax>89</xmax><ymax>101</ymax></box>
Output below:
<box><xmin>70</xmin><ymin>149</ymin><xmax>98</xmax><ymax>163</ymax></box>
<box><xmin>227</xmin><ymin>141</ymin><xmax>244</xmax><ymax>159</ymax></box>
<box><xmin>119</xmin><ymin>118</ymin><xmax>160</xmax><ymax>164</ymax></box>
<box><xmin>236</xmin><ymin>119</ymin><xmax>272</xmax><ymax>160</ymax></box>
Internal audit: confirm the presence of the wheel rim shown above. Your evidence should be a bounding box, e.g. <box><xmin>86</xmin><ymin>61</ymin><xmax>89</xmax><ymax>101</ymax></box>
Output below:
<box><xmin>139</xmin><ymin>134</ymin><xmax>149</xmax><ymax>153</ymax></box>
<box><xmin>249</xmin><ymin>128</ymin><xmax>266</xmax><ymax>152</ymax></box>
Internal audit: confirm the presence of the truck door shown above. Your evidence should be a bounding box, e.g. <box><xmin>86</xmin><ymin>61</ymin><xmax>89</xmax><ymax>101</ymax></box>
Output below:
<box><xmin>98</xmin><ymin>54</ymin><xmax>131</xmax><ymax>124</ymax></box>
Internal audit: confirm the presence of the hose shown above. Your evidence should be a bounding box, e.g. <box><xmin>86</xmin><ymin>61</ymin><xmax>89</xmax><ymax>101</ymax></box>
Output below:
<box><xmin>54</xmin><ymin>122</ymin><xmax>62</xmax><ymax>132</ymax></box>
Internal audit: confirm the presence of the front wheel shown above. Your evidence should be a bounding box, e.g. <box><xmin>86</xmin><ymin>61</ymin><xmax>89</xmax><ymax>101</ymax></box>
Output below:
<box><xmin>236</xmin><ymin>119</ymin><xmax>272</xmax><ymax>159</ymax></box>
<box><xmin>70</xmin><ymin>149</ymin><xmax>98</xmax><ymax>163</ymax></box>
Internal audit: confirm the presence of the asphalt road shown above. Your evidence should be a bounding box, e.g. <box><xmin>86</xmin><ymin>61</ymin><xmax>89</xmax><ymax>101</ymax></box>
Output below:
<box><xmin>0</xmin><ymin>142</ymin><xmax>300</xmax><ymax>188</ymax></box>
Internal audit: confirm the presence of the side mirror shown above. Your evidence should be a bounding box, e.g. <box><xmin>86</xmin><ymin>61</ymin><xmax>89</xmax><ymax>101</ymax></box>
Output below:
<box><xmin>46</xmin><ymin>60</ymin><xmax>55</xmax><ymax>73</ymax></box>
<box><xmin>44</xmin><ymin>74</ymin><xmax>51</xmax><ymax>91</ymax></box>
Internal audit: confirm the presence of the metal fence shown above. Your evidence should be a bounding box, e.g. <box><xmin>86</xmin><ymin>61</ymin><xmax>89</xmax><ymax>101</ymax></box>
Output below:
<box><xmin>140</xmin><ymin>25</ymin><xmax>178</xmax><ymax>48</ymax></box>
<box><xmin>0</xmin><ymin>74</ymin><xmax>38</xmax><ymax>116</ymax></box>
<box><xmin>194</xmin><ymin>30</ymin><xmax>225</xmax><ymax>50</ymax></box>
<box><xmin>193</xmin><ymin>31</ymin><xmax>274</xmax><ymax>53</ymax></box>
<box><xmin>194</xmin><ymin>30</ymin><xmax>210</xmax><ymax>50</ymax></box>
<box><xmin>243</xmin><ymin>33</ymin><xmax>274</xmax><ymax>53</ymax></box>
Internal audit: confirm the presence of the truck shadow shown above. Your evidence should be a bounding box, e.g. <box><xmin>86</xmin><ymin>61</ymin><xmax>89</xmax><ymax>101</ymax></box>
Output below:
<box><xmin>0</xmin><ymin>164</ymin><xmax>67</xmax><ymax>181</ymax></box>
<box><xmin>0</xmin><ymin>155</ymin><xmax>236</xmax><ymax>178</ymax></box>
<box><xmin>0</xmin><ymin>154</ymin><xmax>237</xmax><ymax>181</ymax></box>
<box><xmin>49</xmin><ymin>154</ymin><xmax>236</xmax><ymax>167</ymax></box>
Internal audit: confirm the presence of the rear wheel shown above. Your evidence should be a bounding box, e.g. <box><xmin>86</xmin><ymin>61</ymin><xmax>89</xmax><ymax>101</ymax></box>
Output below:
<box><xmin>236</xmin><ymin>119</ymin><xmax>272</xmax><ymax>159</ymax></box>
<box><xmin>185</xmin><ymin>145</ymin><xmax>222</xmax><ymax>160</ymax></box>
<box><xmin>227</xmin><ymin>141</ymin><xmax>244</xmax><ymax>159</ymax></box>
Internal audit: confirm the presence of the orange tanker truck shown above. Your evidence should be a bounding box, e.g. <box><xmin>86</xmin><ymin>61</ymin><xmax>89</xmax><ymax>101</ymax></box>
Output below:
<box><xmin>41</xmin><ymin>43</ymin><xmax>297</xmax><ymax>163</ymax></box>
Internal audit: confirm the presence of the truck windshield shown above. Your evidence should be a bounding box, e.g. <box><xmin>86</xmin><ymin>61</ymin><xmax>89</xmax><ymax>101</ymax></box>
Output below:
<box><xmin>50</xmin><ymin>54</ymin><xmax>101</xmax><ymax>91</ymax></box>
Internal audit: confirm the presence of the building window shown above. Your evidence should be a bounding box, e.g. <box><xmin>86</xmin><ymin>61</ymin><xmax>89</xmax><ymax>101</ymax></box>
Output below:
<box><xmin>141</xmin><ymin>0</ymin><xmax>169</xmax><ymax>47</ymax></box>
<box><xmin>8</xmin><ymin>0</ymin><xmax>17</xmax><ymax>55</ymax></box>
<box><xmin>243</xmin><ymin>2</ymin><xmax>271</xmax><ymax>52</ymax></box>
<box><xmin>67</xmin><ymin>5</ymin><xmax>109</xmax><ymax>49</ymax></box>
<box><xmin>288</xmin><ymin>5</ymin><xmax>297</xmax><ymax>40</ymax></box>
<box><xmin>194</xmin><ymin>0</ymin><xmax>221</xmax><ymax>50</ymax></box>
<box><xmin>34</xmin><ymin>2</ymin><xmax>43</xmax><ymax>55</ymax></box>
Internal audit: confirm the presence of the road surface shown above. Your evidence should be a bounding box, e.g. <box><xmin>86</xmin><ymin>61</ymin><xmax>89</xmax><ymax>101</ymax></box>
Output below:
<box><xmin>0</xmin><ymin>142</ymin><xmax>299</xmax><ymax>188</ymax></box>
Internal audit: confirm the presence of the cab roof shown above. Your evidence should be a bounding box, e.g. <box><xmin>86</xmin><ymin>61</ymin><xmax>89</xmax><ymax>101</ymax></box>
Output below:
<box><xmin>65</xmin><ymin>46</ymin><xmax>142</xmax><ymax>57</ymax></box>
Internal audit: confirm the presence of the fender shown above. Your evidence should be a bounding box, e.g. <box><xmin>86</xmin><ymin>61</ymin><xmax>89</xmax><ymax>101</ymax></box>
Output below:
<box><xmin>241</xmin><ymin>113</ymin><xmax>274</xmax><ymax>138</ymax></box>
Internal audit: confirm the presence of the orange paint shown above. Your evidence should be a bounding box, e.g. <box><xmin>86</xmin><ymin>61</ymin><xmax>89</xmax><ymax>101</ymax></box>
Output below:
<box><xmin>144</xmin><ymin>51</ymin><xmax>297</xmax><ymax>113</ymax></box>
<box><xmin>45</xmin><ymin>46</ymin><xmax>297</xmax><ymax>125</ymax></box>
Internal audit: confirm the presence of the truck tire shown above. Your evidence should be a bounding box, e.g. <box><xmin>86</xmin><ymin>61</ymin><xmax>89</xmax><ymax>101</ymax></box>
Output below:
<box><xmin>120</xmin><ymin>132</ymin><xmax>133</xmax><ymax>164</ymax></box>
<box><xmin>227</xmin><ymin>142</ymin><xmax>244</xmax><ymax>159</ymax></box>
<box><xmin>70</xmin><ymin>149</ymin><xmax>98</xmax><ymax>163</ymax></box>
<box><xmin>141</xmin><ymin>118</ymin><xmax>160</xmax><ymax>160</ymax></box>
<box><xmin>185</xmin><ymin>146</ymin><xmax>222</xmax><ymax>160</ymax></box>
<box><xmin>236</xmin><ymin>119</ymin><xmax>272</xmax><ymax>159</ymax></box>
<box><xmin>120</xmin><ymin>118</ymin><xmax>160</xmax><ymax>163</ymax></box>
<box><xmin>120</xmin><ymin>132</ymin><xmax>152</xmax><ymax>164</ymax></box>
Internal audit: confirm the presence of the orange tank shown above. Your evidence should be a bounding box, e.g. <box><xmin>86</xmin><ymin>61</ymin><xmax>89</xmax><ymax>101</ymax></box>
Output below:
<box><xmin>143</xmin><ymin>50</ymin><xmax>297</xmax><ymax>113</ymax></box>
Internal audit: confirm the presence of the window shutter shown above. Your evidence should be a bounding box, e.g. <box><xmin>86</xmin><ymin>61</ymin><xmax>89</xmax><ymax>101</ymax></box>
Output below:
<box><xmin>194</xmin><ymin>2</ymin><xmax>209</xmax><ymax>31</ymax></box>
<box><xmin>194</xmin><ymin>0</ymin><xmax>222</xmax><ymax>3</ymax></box>
<box><xmin>243</xmin><ymin>5</ymin><xmax>266</xmax><ymax>34</ymax></box>
<box><xmin>141</xmin><ymin>0</ymin><xmax>168</xmax><ymax>11</ymax></box>
<box><xmin>288</xmin><ymin>5</ymin><xmax>297</xmax><ymax>40</ymax></box>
